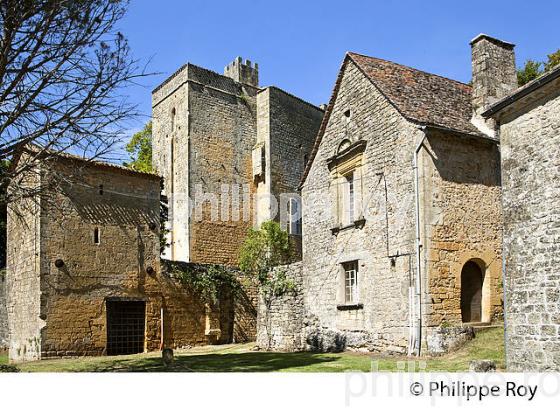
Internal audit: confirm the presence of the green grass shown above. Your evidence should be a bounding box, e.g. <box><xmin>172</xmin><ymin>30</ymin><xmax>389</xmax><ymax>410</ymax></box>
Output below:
<box><xmin>0</xmin><ymin>327</ymin><xmax>504</xmax><ymax>373</ymax></box>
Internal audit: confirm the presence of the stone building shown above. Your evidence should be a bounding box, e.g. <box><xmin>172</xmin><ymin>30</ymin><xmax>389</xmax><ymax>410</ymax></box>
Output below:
<box><xmin>258</xmin><ymin>35</ymin><xmax>511</xmax><ymax>355</ymax></box>
<box><xmin>483</xmin><ymin>65</ymin><xmax>560</xmax><ymax>371</ymax></box>
<box><xmin>5</xmin><ymin>57</ymin><xmax>322</xmax><ymax>362</ymax></box>
<box><xmin>6</xmin><ymin>153</ymin><xmax>252</xmax><ymax>362</ymax></box>
<box><xmin>151</xmin><ymin>57</ymin><xmax>323</xmax><ymax>265</ymax></box>
<box><xmin>0</xmin><ymin>272</ymin><xmax>7</xmax><ymax>349</ymax></box>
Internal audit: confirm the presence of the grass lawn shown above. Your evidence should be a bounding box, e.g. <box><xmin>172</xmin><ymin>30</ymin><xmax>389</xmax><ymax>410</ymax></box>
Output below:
<box><xmin>0</xmin><ymin>326</ymin><xmax>504</xmax><ymax>373</ymax></box>
<box><xmin>0</xmin><ymin>351</ymin><xmax>7</xmax><ymax>366</ymax></box>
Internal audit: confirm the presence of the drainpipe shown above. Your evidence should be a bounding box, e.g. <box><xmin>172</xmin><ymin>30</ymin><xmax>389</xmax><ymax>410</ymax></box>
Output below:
<box><xmin>160</xmin><ymin>306</ymin><xmax>164</xmax><ymax>350</ymax></box>
<box><xmin>412</xmin><ymin>127</ymin><xmax>427</xmax><ymax>356</ymax></box>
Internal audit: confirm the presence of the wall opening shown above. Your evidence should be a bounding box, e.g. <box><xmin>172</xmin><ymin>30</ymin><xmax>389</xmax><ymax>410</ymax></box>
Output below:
<box><xmin>461</xmin><ymin>260</ymin><xmax>484</xmax><ymax>323</ymax></box>
<box><xmin>106</xmin><ymin>300</ymin><xmax>146</xmax><ymax>355</ymax></box>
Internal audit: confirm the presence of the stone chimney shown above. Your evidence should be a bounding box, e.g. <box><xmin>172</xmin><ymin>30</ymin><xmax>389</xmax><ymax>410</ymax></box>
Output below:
<box><xmin>224</xmin><ymin>57</ymin><xmax>259</xmax><ymax>87</ymax></box>
<box><xmin>470</xmin><ymin>34</ymin><xmax>517</xmax><ymax>113</ymax></box>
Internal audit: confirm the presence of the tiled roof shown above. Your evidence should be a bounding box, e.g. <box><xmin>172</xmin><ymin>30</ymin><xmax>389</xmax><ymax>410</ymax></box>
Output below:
<box><xmin>299</xmin><ymin>52</ymin><xmax>481</xmax><ymax>187</ymax></box>
<box><xmin>348</xmin><ymin>52</ymin><xmax>480</xmax><ymax>135</ymax></box>
<box><xmin>24</xmin><ymin>146</ymin><xmax>161</xmax><ymax>180</ymax></box>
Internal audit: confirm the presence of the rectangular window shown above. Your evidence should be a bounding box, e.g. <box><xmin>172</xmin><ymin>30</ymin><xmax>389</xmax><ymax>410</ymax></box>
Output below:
<box><xmin>343</xmin><ymin>261</ymin><xmax>358</xmax><ymax>303</ymax></box>
<box><xmin>342</xmin><ymin>172</ymin><xmax>354</xmax><ymax>225</ymax></box>
<box><xmin>288</xmin><ymin>197</ymin><xmax>302</xmax><ymax>235</ymax></box>
<box><xmin>94</xmin><ymin>227</ymin><xmax>100</xmax><ymax>244</ymax></box>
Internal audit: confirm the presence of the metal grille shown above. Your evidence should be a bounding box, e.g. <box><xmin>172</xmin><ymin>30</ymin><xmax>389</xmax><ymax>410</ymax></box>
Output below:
<box><xmin>106</xmin><ymin>301</ymin><xmax>146</xmax><ymax>356</ymax></box>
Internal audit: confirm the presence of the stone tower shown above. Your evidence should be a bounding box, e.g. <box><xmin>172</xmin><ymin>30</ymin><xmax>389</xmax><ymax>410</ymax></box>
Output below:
<box><xmin>152</xmin><ymin>58</ymin><xmax>323</xmax><ymax>265</ymax></box>
<box><xmin>224</xmin><ymin>57</ymin><xmax>259</xmax><ymax>87</ymax></box>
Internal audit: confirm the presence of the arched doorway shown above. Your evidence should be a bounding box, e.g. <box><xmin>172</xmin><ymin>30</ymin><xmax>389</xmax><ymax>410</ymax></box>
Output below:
<box><xmin>461</xmin><ymin>261</ymin><xmax>483</xmax><ymax>323</ymax></box>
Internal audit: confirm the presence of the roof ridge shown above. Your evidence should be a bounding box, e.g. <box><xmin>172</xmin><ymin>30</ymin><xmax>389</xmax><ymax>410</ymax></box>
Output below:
<box><xmin>347</xmin><ymin>51</ymin><xmax>472</xmax><ymax>88</ymax></box>
<box><xmin>262</xmin><ymin>85</ymin><xmax>324</xmax><ymax>112</ymax></box>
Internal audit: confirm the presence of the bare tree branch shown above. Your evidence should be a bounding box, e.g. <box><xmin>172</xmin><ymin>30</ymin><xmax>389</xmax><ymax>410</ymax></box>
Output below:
<box><xmin>0</xmin><ymin>0</ymin><xmax>152</xmax><ymax>204</ymax></box>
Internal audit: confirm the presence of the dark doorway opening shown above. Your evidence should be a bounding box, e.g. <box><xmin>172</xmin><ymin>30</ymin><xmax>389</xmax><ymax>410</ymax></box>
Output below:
<box><xmin>106</xmin><ymin>300</ymin><xmax>146</xmax><ymax>355</ymax></box>
<box><xmin>461</xmin><ymin>261</ymin><xmax>483</xmax><ymax>323</ymax></box>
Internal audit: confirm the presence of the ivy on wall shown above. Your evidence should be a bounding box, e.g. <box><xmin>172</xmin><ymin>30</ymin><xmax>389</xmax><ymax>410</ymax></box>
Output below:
<box><xmin>239</xmin><ymin>220</ymin><xmax>296</xmax><ymax>299</ymax></box>
<box><xmin>168</xmin><ymin>262</ymin><xmax>241</xmax><ymax>304</ymax></box>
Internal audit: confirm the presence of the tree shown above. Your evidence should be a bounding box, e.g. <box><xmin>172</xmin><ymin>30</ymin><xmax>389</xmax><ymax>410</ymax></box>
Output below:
<box><xmin>239</xmin><ymin>220</ymin><xmax>293</xmax><ymax>293</ymax></box>
<box><xmin>239</xmin><ymin>220</ymin><xmax>294</xmax><ymax>350</ymax></box>
<box><xmin>0</xmin><ymin>0</ymin><xmax>149</xmax><ymax>205</ymax></box>
<box><xmin>545</xmin><ymin>50</ymin><xmax>560</xmax><ymax>72</ymax></box>
<box><xmin>517</xmin><ymin>60</ymin><xmax>543</xmax><ymax>87</ymax></box>
<box><xmin>125</xmin><ymin>121</ymin><xmax>152</xmax><ymax>173</ymax></box>
<box><xmin>517</xmin><ymin>49</ymin><xmax>560</xmax><ymax>86</ymax></box>
<box><xmin>239</xmin><ymin>221</ymin><xmax>291</xmax><ymax>282</ymax></box>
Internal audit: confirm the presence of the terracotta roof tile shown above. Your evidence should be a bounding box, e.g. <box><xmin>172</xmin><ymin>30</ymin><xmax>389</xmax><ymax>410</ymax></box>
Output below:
<box><xmin>299</xmin><ymin>53</ymin><xmax>482</xmax><ymax>187</ymax></box>
<box><xmin>348</xmin><ymin>52</ymin><xmax>480</xmax><ymax>135</ymax></box>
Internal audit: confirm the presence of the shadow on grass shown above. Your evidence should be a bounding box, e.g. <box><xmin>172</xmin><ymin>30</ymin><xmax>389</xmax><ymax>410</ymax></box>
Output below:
<box><xmin>85</xmin><ymin>352</ymin><xmax>340</xmax><ymax>373</ymax></box>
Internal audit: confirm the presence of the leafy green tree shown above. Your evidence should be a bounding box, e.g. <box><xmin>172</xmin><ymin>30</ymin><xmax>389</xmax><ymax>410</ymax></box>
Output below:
<box><xmin>239</xmin><ymin>220</ymin><xmax>292</xmax><ymax>287</ymax></box>
<box><xmin>125</xmin><ymin>121</ymin><xmax>153</xmax><ymax>173</ymax></box>
<box><xmin>517</xmin><ymin>49</ymin><xmax>560</xmax><ymax>86</ymax></box>
<box><xmin>545</xmin><ymin>50</ymin><xmax>560</xmax><ymax>72</ymax></box>
<box><xmin>517</xmin><ymin>60</ymin><xmax>543</xmax><ymax>86</ymax></box>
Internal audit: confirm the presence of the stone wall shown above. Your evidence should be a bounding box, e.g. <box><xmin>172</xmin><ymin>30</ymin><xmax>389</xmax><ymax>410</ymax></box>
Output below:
<box><xmin>301</xmin><ymin>59</ymin><xmax>421</xmax><ymax>354</ymax></box>
<box><xmin>30</xmin><ymin>159</ymin><xmax>162</xmax><ymax>360</ymax></box>
<box><xmin>300</xmin><ymin>57</ymin><xmax>503</xmax><ymax>355</ymax></box>
<box><xmin>152</xmin><ymin>63</ymin><xmax>258</xmax><ymax>266</ymax></box>
<box><xmin>422</xmin><ymin>130</ymin><xmax>503</xmax><ymax>333</ymax></box>
<box><xmin>256</xmin><ymin>262</ymin><xmax>304</xmax><ymax>351</ymax></box>
<box><xmin>268</xmin><ymin>87</ymin><xmax>322</xmax><ymax>217</ymax></box>
<box><xmin>6</xmin><ymin>170</ymin><xmax>43</xmax><ymax>361</ymax></box>
<box><xmin>499</xmin><ymin>87</ymin><xmax>560</xmax><ymax>371</ymax></box>
<box><xmin>6</xmin><ymin>157</ymin><xmax>257</xmax><ymax>362</ymax></box>
<box><xmin>255</xmin><ymin>86</ymin><xmax>323</xmax><ymax>246</ymax></box>
<box><xmin>0</xmin><ymin>271</ymin><xmax>7</xmax><ymax>349</ymax></box>
<box><xmin>162</xmin><ymin>261</ymin><xmax>257</xmax><ymax>345</ymax></box>
<box><xmin>187</xmin><ymin>65</ymin><xmax>257</xmax><ymax>266</ymax></box>
<box><xmin>153</xmin><ymin>61</ymin><xmax>322</xmax><ymax>267</ymax></box>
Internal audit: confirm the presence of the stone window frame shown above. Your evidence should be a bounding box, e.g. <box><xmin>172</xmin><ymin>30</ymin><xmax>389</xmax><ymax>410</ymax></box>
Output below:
<box><xmin>252</xmin><ymin>142</ymin><xmax>265</xmax><ymax>181</ymax></box>
<box><xmin>336</xmin><ymin>260</ymin><xmax>364</xmax><ymax>310</ymax></box>
<box><xmin>327</xmin><ymin>139</ymin><xmax>367</xmax><ymax>235</ymax></box>
<box><xmin>287</xmin><ymin>197</ymin><xmax>302</xmax><ymax>236</ymax></box>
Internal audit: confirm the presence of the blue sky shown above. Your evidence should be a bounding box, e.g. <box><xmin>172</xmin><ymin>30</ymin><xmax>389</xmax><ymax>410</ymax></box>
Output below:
<box><xmin>119</xmin><ymin>0</ymin><xmax>560</xmax><ymax>133</ymax></box>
